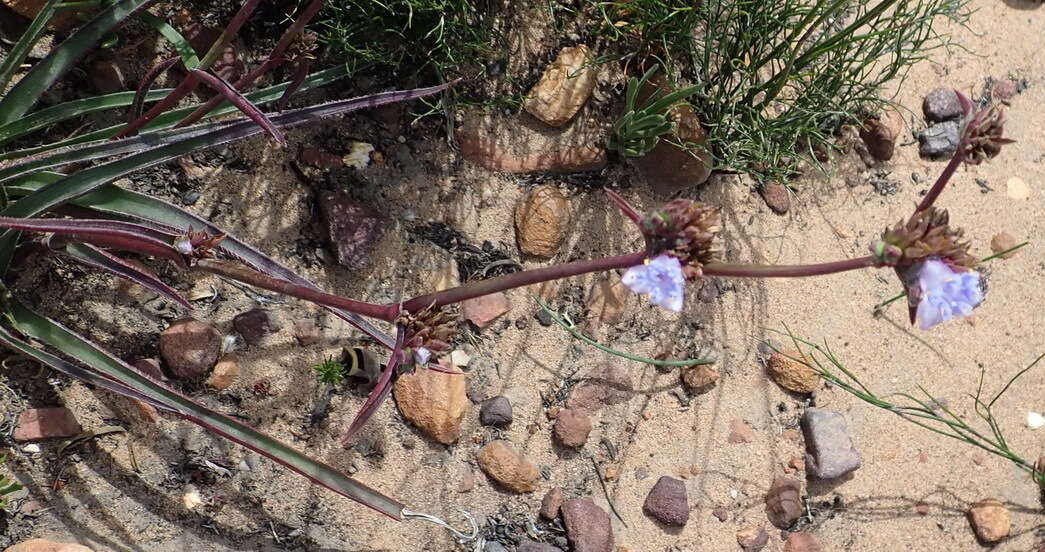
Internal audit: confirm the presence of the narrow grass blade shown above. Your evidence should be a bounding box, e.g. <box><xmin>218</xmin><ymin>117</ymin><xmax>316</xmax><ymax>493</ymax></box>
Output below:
<box><xmin>53</xmin><ymin>241</ymin><xmax>191</xmax><ymax>309</ymax></box>
<box><xmin>0</xmin><ymin>88</ymin><xmax>173</xmax><ymax>147</ymax></box>
<box><xmin>2</xmin><ymin>82</ymin><xmax>455</xmax><ymax>220</ymax></box>
<box><xmin>0</xmin><ymin>0</ymin><xmax>61</xmax><ymax>93</ymax></box>
<box><xmin>0</xmin><ymin>322</ymin><xmax>173</xmax><ymax>411</ymax></box>
<box><xmin>0</xmin><ymin>64</ymin><xmax>348</xmax><ymax>162</ymax></box>
<box><xmin>190</xmin><ymin>69</ymin><xmax>285</xmax><ymax>146</ymax></box>
<box><xmin>138</xmin><ymin>13</ymin><xmax>199</xmax><ymax>69</ymax></box>
<box><xmin>1</xmin><ymin>299</ymin><xmax>405</xmax><ymax>519</ymax></box>
<box><xmin>0</xmin><ymin>0</ymin><xmax>158</xmax><ymax>125</ymax></box>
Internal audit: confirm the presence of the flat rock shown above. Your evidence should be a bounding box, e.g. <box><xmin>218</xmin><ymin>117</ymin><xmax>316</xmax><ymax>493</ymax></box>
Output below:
<box><xmin>681</xmin><ymin>364</ymin><xmax>719</xmax><ymax>392</ymax></box>
<box><xmin>477</xmin><ymin>440</ymin><xmax>538</xmax><ymax>493</ymax></box>
<box><xmin>562</xmin><ymin>497</ymin><xmax>613</xmax><ymax>552</ymax></box>
<box><xmin>522</xmin><ymin>45</ymin><xmax>597</xmax><ymax>127</ymax></box>
<box><xmin>159</xmin><ymin>318</ymin><xmax>221</xmax><ymax>380</ymax></box>
<box><xmin>567</xmin><ymin>363</ymin><xmax>633</xmax><ymax>411</ymax></box>
<box><xmin>642</xmin><ymin>476</ymin><xmax>689</xmax><ymax>526</ymax></box>
<box><xmin>553</xmin><ymin>408</ymin><xmax>593</xmax><ymax>448</ymax></box>
<box><xmin>3</xmin><ymin>540</ymin><xmax>95</xmax><ymax>552</ymax></box>
<box><xmin>801</xmin><ymin>408</ymin><xmax>861</xmax><ymax>479</ymax></box>
<box><xmin>728</xmin><ymin>419</ymin><xmax>755</xmax><ymax>444</ymax></box>
<box><xmin>736</xmin><ymin>526</ymin><xmax>769</xmax><ymax>551</ymax></box>
<box><xmin>459</xmin><ymin>111</ymin><xmax>607</xmax><ymax>174</ymax></box>
<box><xmin>393</xmin><ymin>368</ymin><xmax>467</xmax><ymax>444</ymax></box>
<box><xmin>918</xmin><ymin>120</ymin><xmax>960</xmax><ymax>160</ymax></box>
<box><xmin>233</xmin><ymin>308</ymin><xmax>280</xmax><ymax>346</ymax></box>
<box><xmin>766</xmin><ymin>351</ymin><xmax>820</xmax><ymax>393</ymax></box>
<box><xmin>764</xmin><ymin>476</ymin><xmax>803</xmax><ymax>529</ymax></box>
<box><xmin>922</xmin><ymin>88</ymin><xmax>963</xmax><ymax>122</ymax></box>
<box><xmin>783</xmin><ymin>532</ymin><xmax>823</xmax><ymax>552</ymax></box>
<box><xmin>461</xmin><ymin>292</ymin><xmax>510</xmax><ymax>329</ymax></box>
<box><xmin>515</xmin><ymin>185</ymin><xmax>570</xmax><ymax>257</ymax></box>
<box><xmin>299</xmin><ymin>147</ymin><xmax>344</xmax><ymax>169</ymax></box>
<box><xmin>759</xmin><ymin>183</ymin><xmax>790</xmax><ymax>215</ymax></box>
<box><xmin>13</xmin><ymin>408</ymin><xmax>81</xmax><ymax>442</ymax></box>
<box><xmin>967</xmin><ymin>498</ymin><xmax>1010</xmax><ymax>543</ymax></box>
<box><xmin>319</xmin><ymin>190</ymin><xmax>387</xmax><ymax>270</ymax></box>
<box><xmin>479</xmin><ymin>396</ymin><xmax>513</xmax><ymax>427</ymax></box>
<box><xmin>540</xmin><ymin>487</ymin><xmax>565</xmax><ymax>520</ymax></box>
<box><xmin>205</xmin><ymin>353</ymin><xmax>240</xmax><ymax>391</ymax></box>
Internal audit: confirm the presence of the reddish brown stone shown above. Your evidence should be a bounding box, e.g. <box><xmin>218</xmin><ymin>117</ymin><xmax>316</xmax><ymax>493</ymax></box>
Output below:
<box><xmin>13</xmin><ymin>408</ymin><xmax>81</xmax><ymax>442</ymax></box>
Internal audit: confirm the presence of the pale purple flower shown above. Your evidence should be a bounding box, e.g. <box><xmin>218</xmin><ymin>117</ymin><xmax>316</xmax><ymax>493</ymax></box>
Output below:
<box><xmin>413</xmin><ymin>346</ymin><xmax>431</xmax><ymax>366</ymax></box>
<box><xmin>913</xmin><ymin>259</ymin><xmax>982</xmax><ymax>330</ymax></box>
<box><xmin>621</xmin><ymin>254</ymin><xmax>685</xmax><ymax>312</ymax></box>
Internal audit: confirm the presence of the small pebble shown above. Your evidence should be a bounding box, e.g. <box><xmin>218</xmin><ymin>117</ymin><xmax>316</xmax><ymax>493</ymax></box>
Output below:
<box><xmin>1006</xmin><ymin>177</ymin><xmax>1029</xmax><ymax>200</ymax></box>
<box><xmin>990</xmin><ymin>232</ymin><xmax>1020</xmax><ymax>258</ymax></box>
<box><xmin>1026</xmin><ymin>411</ymin><xmax>1044</xmax><ymax>430</ymax></box>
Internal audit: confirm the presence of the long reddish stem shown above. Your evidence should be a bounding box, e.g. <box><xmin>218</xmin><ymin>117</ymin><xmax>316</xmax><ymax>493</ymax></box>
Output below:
<box><xmin>701</xmin><ymin>255</ymin><xmax>880</xmax><ymax>278</ymax></box>
<box><xmin>196</xmin><ymin>259</ymin><xmax>396</xmax><ymax>320</ymax></box>
<box><xmin>174</xmin><ymin>58</ymin><xmax>283</xmax><ymax>128</ymax></box>
<box><xmin>399</xmin><ymin>252</ymin><xmax>646</xmax><ymax>313</ymax></box>
<box><xmin>914</xmin><ymin>149</ymin><xmax>965</xmax><ymax>214</ymax></box>
<box><xmin>112</xmin><ymin>74</ymin><xmax>200</xmax><ymax>139</ymax></box>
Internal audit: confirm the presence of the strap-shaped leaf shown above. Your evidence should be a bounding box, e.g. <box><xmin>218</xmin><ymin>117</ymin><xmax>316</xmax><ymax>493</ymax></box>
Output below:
<box><xmin>0</xmin><ymin>65</ymin><xmax>348</xmax><ymax>163</ymax></box>
<box><xmin>0</xmin><ymin>0</ymin><xmax>158</xmax><ymax>125</ymax></box>
<box><xmin>0</xmin><ymin>88</ymin><xmax>173</xmax><ymax>147</ymax></box>
<box><xmin>1</xmin><ymin>298</ymin><xmax>405</xmax><ymax>519</ymax></box>
<box><xmin>55</xmin><ymin>241</ymin><xmax>191</xmax><ymax>309</ymax></box>
<box><xmin>4</xmin><ymin>180</ymin><xmax>396</xmax><ymax>348</ymax></box>
<box><xmin>190</xmin><ymin>69</ymin><xmax>286</xmax><ymax>146</ymax></box>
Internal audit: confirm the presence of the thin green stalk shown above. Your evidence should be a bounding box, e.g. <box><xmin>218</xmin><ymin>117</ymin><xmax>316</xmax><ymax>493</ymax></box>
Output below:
<box><xmin>535</xmin><ymin>298</ymin><xmax>714</xmax><ymax>367</ymax></box>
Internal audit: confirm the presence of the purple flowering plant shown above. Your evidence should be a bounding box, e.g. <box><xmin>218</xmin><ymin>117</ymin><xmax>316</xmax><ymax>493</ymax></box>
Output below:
<box><xmin>0</xmin><ymin>70</ymin><xmax>1014</xmax><ymax>524</ymax></box>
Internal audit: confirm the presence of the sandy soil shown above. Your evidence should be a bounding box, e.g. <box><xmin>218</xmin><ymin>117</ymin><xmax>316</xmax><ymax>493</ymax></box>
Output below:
<box><xmin>1</xmin><ymin>0</ymin><xmax>1043</xmax><ymax>550</ymax></box>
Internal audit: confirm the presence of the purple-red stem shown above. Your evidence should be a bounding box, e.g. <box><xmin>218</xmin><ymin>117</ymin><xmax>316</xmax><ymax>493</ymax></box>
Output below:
<box><xmin>130</xmin><ymin>56</ymin><xmax>180</xmax><ymax>123</ymax></box>
<box><xmin>341</xmin><ymin>327</ymin><xmax>405</xmax><ymax>445</ymax></box>
<box><xmin>196</xmin><ymin>259</ymin><xmax>396</xmax><ymax>320</ymax></box>
<box><xmin>189</xmin><ymin>69</ymin><xmax>286</xmax><ymax>146</ymax></box>
<box><xmin>914</xmin><ymin>149</ymin><xmax>965</xmax><ymax>214</ymax></box>
<box><xmin>701</xmin><ymin>255</ymin><xmax>880</xmax><ymax>278</ymax></box>
<box><xmin>113</xmin><ymin>74</ymin><xmax>201</xmax><ymax>139</ymax></box>
<box><xmin>174</xmin><ymin>0</ymin><xmax>326</xmax><ymax>128</ymax></box>
<box><xmin>174</xmin><ymin>58</ymin><xmax>283</xmax><ymax>128</ymax></box>
<box><xmin>197</xmin><ymin>0</ymin><xmax>261</xmax><ymax>69</ymax></box>
<box><xmin>399</xmin><ymin>252</ymin><xmax>647</xmax><ymax>313</ymax></box>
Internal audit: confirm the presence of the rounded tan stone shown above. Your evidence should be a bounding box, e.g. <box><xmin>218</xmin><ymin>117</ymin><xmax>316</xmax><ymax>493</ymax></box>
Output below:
<box><xmin>515</xmin><ymin>185</ymin><xmax>570</xmax><ymax>258</ymax></box>
<box><xmin>477</xmin><ymin>440</ymin><xmax>538</xmax><ymax>493</ymax></box>
<box><xmin>766</xmin><ymin>350</ymin><xmax>820</xmax><ymax>393</ymax></box>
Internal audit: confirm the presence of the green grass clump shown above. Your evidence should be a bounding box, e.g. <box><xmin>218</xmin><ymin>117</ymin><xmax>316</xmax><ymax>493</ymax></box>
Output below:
<box><xmin>313</xmin><ymin>356</ymin><xmax>346</xmax><ymax>386</ymax></box>
<box><xmin>313</xmin><ymin>0</ymin><xmax>494</xmax><ymax>77</ymax></box>
<box><xmin>593</xmin><ymin>0</ymin><xmax>969</xmax><ymax>182</ymax></box>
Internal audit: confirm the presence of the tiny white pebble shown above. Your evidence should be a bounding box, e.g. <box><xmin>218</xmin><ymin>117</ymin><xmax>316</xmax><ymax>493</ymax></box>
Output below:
<box><xmin>343</xmin><ymin>141</ymin><xmax>375</xmax><ymax>169</ymax></box>
<box><xmin>22</xmin><ymin>444</ymin><xmax>41</xmax><ymax>453</ymax></box>
<box><xmin>1027</xmin><ymin>411</ymin><xmax>1045</xmax><ymax>430</ymax></box>
<box><xmin>729</xmin><ymin>488</ymin><xmax>739</xmax><ymax>499</ymax></box>
<box><xmin>182</xmin><ymin>487</ymin><xmax>203</xmax><ymax>510</ymax></box>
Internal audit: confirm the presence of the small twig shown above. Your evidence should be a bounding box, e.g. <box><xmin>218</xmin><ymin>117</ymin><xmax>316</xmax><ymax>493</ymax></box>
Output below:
<box><xmin>590</xmin><ymin>456</ymin><xmax>628</xmax><ymax>528</ymax></box>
